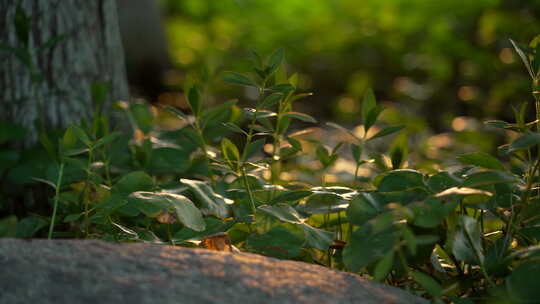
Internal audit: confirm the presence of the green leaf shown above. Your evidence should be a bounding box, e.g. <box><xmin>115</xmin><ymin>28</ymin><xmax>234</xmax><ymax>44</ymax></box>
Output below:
<box><xmin>147</xmin><ymin>147</ymin><xmax>190</xmax><ymax>174</ymax></box>
<box><xmin>461</xmin><ymin>170</ymin><xmax>518</xmax><ymax>188</ymax></box>
<box><xmin>457</xmin><ymin>152</ymin><xmax>505</xmax><ymax>170</ymax></box>
<box><xmin>173</xmin><ymin>217</ymin><xmax>234</xmax><ymax>242</ymax></box>
<box><xmin>222</xmin><ymin>71</ymin><xmax>259</xmax><ymax>88</ymax></box>
<box><xmin>93</xmin><ymin>132</ymin><xmax>120</xmax><ymax>149</ymax></box>
<box><xmin>163</xmin><ymin>105</ymin><xmax>188</xmax><ymax>121</ymax></box>
<box><xmin>16</xmin><ymin>216</ymin><xmax>48</xmax><ymax>238</ymax></box>
<box><xmin>180</xmin><ymin>178</ymin><xmax>231</xmax><ymax>219</ymax></box>
<box><xmin>244</xmin><ymin>138</ymin><xmax>266</xmax><ymax>160</ymax></box>
<box><xmin>246</xmin><ymin>225</ymin><xmax>304</xmax><ymax>259</ymax></box>
<box><xmin>270</xmin><ymin>83</ymin><xmax>295</xmax><ymax>92</ymax></box>
<box><xmin>187</xmin><ymin>85</ymin><xmax>202</xmax><ymax>117</ymax></box>
<box><xmin>282</xmin><ymin>112</ymin><xmax>317</xmax><ymax>123</ymax></box>
<box><xmin>249</xmin><ymin>49</ymin><xmax>264</xmax><ymax>68</ymax></box>
<box><xmin>411</xmin><ymin>271</ymin><xmax>443</xmax><ymax>298</ymax></box>
<box><xmin>301</xmin><ymin>223</ymin><xmax>333</xmax><ymax>250</ymax></box>
<box><xmin>510</xmin><ymin>39</ymin><xmax>535</xmax><ymax>80</ymax></box>
<box><xmin>221</xmin><ymin>138</ymin><xmax>241</xmax><ymax>170</ymax></box>
<box><xmin>452</xmin><ymin>215</ymin><xmax>484</xmax><ymax>265</ymax></box>
<box><xmin>222</xmin><ymin>122</ymin><xmax>246</xmax><ymax>135</ymax></box>
<box><xmin>411</xmin><ymin>197</ymin><xmax>457</xmax><ymax>228</ymax></box>
<box><xmin>267</xmin><ymin>48</ymin><xmax>285</xmax><ymax>74</ymax></box>
<box><xmin>113</xmin><ymin>171</ymin><xmax>154</xmax><ymax>194</ymax></box>
<box><xmin>351</xmin><ymin>144</ymin><xmax>362</xmax><ymax>163</ymax></box>
<box><xmin>361</xmin><ymin>89</ymin><xmax>376</xmax><ymax>129</ymax></box>
<box><xmin>373</xmin><ymin>251</ymin><xmax>395</xmax><ymax>282</ymax></box>
<box><xmin>257</xmin><ymin>204</ymin><xmax>304</xmax><ymax>224</ymax></box>
<box><xmin>367</xmin><ymin>125</ymin><xmax>405</xmax><ymax>141</ymax></box>
<box><xmin>346</xmin><ymin>192</ymin><xmax>385</xmax><ymax>226</ymax></box>
<box><xmin>427</xmin><ymin>172</ymin><xmax>461</xmax><ymax>193</ymax></box>
<box><xmin>64</xmin><ymin>125</ymin><xmax>91</xmax><ymax>147</ymax></box>
<box><xmin>508</xmin><ymin>132</ymin><xmax>540</xmax><ymax>153</ymax></box>
<box><xmin>343</xmin><ymin>220</ymin><xmax>397</xmax><ymax>272</ymax></box>
<box><xmin>303</xmin><ymin>192</ymin><xmax>348</xmax><ymax>214</ymax></box>
<box><xmin>130</xmin><ymin>103</ymin><xmax>154</xmax><ymax>134</ymax></box>
<box><xmin>270</xmin><ymin>190</ymin><xmax>312</xmax><ymax>204</ymax></box>
<box><xmin>93</xmin><ymin>194</ymin><xmax>128</xmax><ymax>217</ymax></box>
<box><xmin>484</xmin><ymin>120</ymin><xmax>512</xmax><ymax>129</ymax></box>
<box><xmin>63</xmin><ymin>213</ymin><xmax>83</xmax><ymax>223</ymax></box>
<box><xmin>365</xmin><ymin>105</ymin><xmax>385</xmax><ymax>134</ymax></box>
<box><xmin>326</xmin><ymin>122</ymin><xmax>361</xmax><ymax>142</ymax></box>
<box><xmin>128</xmin><ymin>191</ymin><xmax>205</xmax><ymax>231</ymax></box>
<box><xmin>378</xmin><ymin>169</ymin><xmax>425</xmax><ymax>192</ymax></box>
<box><xmin>435</xmin><ymin>187</ymin><xmax>493</xmax><ymax>198</ymax></box>
<box><xmin>260</xmin><ymin>93</ymin><xmax>283</xmax><ymax>109</ymax></box>
<box><xmin>506</xmin><ymin>261</ymin><xmax>540</xmax><ymax>302</ymax></box>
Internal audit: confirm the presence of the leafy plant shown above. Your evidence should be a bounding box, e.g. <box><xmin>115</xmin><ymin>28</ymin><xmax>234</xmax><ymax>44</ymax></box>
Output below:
<box><xmin>2</xmin><ymin>39</ymin><xmax>540</xmax><ymax>303</ymax></box>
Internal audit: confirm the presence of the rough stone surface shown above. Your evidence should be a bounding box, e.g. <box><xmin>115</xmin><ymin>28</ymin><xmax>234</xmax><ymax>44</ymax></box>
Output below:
<box><xmin>0</xmin><ymin>238</ymin><xmax>428</xmax><ymax>304</ymax></box>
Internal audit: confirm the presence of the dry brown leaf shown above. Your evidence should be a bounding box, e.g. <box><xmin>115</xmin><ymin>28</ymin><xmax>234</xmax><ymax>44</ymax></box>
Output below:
<box><xmin>200</xmin><ymin>233</ymin><xmax>234</xmax><ymax>252</ymax></box>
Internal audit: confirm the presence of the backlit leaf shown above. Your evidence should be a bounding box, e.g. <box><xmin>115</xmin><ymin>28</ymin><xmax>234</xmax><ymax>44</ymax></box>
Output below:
<box><xmin>128</xmin><ymin>191</ymin><xmax>205</xmax><ymax>231</ymax></box>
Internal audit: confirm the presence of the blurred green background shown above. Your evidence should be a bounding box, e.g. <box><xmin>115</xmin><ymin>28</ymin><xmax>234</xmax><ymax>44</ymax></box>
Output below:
<box><xmin>121</xmin><ymin>0</ymin><xmax>540</xmax><ymax>167</ymax></box>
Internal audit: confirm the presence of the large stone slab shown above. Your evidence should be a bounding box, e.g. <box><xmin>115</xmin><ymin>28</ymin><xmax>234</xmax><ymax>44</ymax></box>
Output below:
<box><xmin>0</xmin><ymin>238</ymin><xmax>428</xmax><ymax>304</ymax></box>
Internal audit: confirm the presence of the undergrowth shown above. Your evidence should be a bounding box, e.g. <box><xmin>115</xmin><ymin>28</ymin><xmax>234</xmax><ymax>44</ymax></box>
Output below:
<box><xmin>2</xmin><ymin>36</ymin><xmax>540</xmax><ymax>303</ymax></box>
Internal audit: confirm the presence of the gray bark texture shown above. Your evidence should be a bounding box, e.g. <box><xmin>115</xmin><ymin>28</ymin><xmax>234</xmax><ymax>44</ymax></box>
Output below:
<box><xmin>0</xmin><ymin>238</ymin><xmax>429</xmax><ymax>304</ymax></box>
<box><xmin>0</xmin><ymin>0</ymin><xmax>129</xmax><ymax>143</ymax></box>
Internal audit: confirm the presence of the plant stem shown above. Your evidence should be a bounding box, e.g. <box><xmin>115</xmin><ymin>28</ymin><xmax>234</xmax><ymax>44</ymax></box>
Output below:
<box><xmin>48</xmin><ymin>162</ymin><xmax>64</xmax><ymax>239</ymax></box>
<box><xmin>242</xmin><ymin>167</ymin><xmax>257</xmax><ymax>215</ymax></box>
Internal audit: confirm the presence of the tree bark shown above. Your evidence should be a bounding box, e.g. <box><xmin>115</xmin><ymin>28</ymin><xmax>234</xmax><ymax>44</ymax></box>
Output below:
<box><xmin>0</xmin><ymin>0</ymin><xmax>129</xmax><ymax>143</ymax></box>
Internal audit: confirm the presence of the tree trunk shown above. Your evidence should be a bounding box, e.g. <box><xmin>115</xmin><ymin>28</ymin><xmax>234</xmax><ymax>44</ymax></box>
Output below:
<box><xmin>0</xmin><ymin>0</ymin><xmax>129</xmax><ymax>143</ymax></box>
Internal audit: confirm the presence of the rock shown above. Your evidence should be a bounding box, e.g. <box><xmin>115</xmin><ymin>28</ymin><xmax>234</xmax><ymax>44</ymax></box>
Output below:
<box><xmin>0</xmin><ymin>238</ymin><xmax>428</xmax><ymax>304</ymax></box>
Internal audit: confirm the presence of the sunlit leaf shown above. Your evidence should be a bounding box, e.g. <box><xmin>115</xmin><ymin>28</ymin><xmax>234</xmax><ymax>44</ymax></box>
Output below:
<box><xmin>303</xmin><ymin>192</ymin><xmax>348</xmax><ymax>214</ymax></box>
<box><xmin>180</xmin><ymin>178</ymin><xmax>231</xmax><ymax>219</ymax></box>
<box><xmin>435</xmin><ymin>187</ymin><xmax>493</xmax><ymax>198</ymax></box>
<box><xmin>367</xmin><ymin>125</ymin><xmax>405</xmax><ymax>141</ymax></box>
<box><xmin>361</xmin><ymin>88</ymin><xmax>376</xmax><ymax>129</ymax></box>
<box><xmin>378</xmin><ymin>169</ymin><xmax>425</xmax><ymax>192</ymax></box>
<box><xmin>457</xmin><ymin>152</ymin><xmax>505</xmax><ymax>170</ymax></box>
<box><xmin>270</xmin><ymin>190</ymin><xmax>312</xmax><ymax>204</ymax></box>
<box><xmin>461</xmin><ymin>170</ymin><xmax>518</xmax><ymax>188</ymax></box>
<box><xmin>258</xmin><ymin>204</ymin><xmax>304</xmax><ymax>224</ymax></box>
<box><xmin>221</xmin><ymin>138</ymin><xmax>241</xmax><ymax>170</ymax></box>
<box><xmin>508</xmin><ymin>132</ymin><xmax>540</xmax><ymax>153</ymax></box>
<box><xmin>510</xmin><ymin>39</ymin><xmax>535</xmax><ymax>80</ymax></box>
<box><xmin>128</xmin><ymin>191</ymin><xmax>205</xmax><ymax>231</ymax></box>
<box><xmin>282</xmin><ymin>112</ymin><xmax>317</xmax><ymax>123</ymax></box>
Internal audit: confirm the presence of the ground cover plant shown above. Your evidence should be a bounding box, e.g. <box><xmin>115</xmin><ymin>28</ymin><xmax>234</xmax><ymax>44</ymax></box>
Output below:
<box><xmin>3</xmin><ymin>38</ymin><xmax>540</xmax><ymax>303</ymax></box>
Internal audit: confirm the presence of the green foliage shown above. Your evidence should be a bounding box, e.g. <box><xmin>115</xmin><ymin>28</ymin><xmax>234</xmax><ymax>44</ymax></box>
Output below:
<box><xmin>3</xmin><ymin>41</ymin><xmax>540</xmax><ymax>303</ymax></box>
